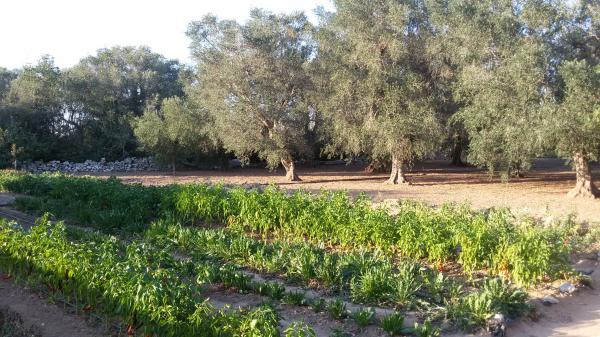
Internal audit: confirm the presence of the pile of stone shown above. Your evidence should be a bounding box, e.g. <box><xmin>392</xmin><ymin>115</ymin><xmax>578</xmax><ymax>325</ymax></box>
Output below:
<box><xmin>24</xmin><ymin>157</ymin><xmax>159</xmax><ymax>173</ymax></box>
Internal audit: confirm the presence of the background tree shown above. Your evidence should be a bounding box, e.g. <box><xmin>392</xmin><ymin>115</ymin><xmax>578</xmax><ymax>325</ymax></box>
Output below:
<box><xmin>0</xmin><ymin>56</ymin><xmax>64</xmax><ymax>164</ymax></box>
<box><xmin>0</xmin><ymin>67</ymin><xmax>17</xmax><ymax>101</ymax></box>
<box><xmin>316</xmin><ymin>0</ymin><xmax>442</xmax><ymax>184</ymax></box>
<box><xmin>187</xmin><ymin>10</ymin><xmax>315</xmax><ymax>181</ymax></box>
<box><xmin>449</xmin><ymin>0</ymin><xmax>554</xmax><ymax>178</ymax></box>
<box><xmin>548</xmin><ymin>0</ymin><xmax>599</xmax><ymax>198</ymax></box>
<box><xmin>134</xmin><ymin>96</ymin><xmax>217</xmax><ymax>172</ymax></box>
<box><xmin>64</xmin><ymin>46</ymin><xmax>184</xmax><ymax>160</ymax></box>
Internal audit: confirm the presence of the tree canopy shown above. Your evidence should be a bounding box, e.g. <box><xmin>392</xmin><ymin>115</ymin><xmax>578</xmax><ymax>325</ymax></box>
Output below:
<box><xmin>186</xmin><ymin>10</ymin><xmax>315</xmax><ymax>180</ymax></box>
<box><xmin>316</xmin><ymin>0</ymin><xmax>442</xmax><ymax>184</ymax></box>
<box><xmin>1</xmin><ymin>0</ymin><xmax>599</xmax><ymax>196</ymax></box>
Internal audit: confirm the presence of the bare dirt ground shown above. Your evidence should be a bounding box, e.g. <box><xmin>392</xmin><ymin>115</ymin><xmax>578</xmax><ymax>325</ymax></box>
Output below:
<box><xmin>0</xmin><ymin>278</ymin><xmax>104</xmax><ymax>337</ymax></box>
<box><xmin>94</xmin><ymin>158</ymin><xmax>600</xmax><ymax>224</ymax></box>
<box><xmin>508</xmin><ymin>257</ymin><xmax>600</xmax><ymax>337</ymax></box>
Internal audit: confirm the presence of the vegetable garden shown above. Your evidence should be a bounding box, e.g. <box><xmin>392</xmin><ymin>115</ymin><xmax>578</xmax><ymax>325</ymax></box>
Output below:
<box><xmin>0</xmin><ymin>171</ymin><xmax>591</xmax><ymax>336</ymax></box>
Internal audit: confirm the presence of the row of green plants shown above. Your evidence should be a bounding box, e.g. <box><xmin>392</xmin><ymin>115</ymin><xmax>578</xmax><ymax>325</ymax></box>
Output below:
<box><xmin>57</xmin><ymin>211</ymin><xmax>522</xmax><ymax>335</ymax></box>
<box><xmin>146</xmin><ymin>220</ymin><xmax>530</xmax><ymax>330</ymax></box>
<box><xmin>167</xmin><ymin>185</ymin><xmax>576</xmax><ymax>286</ymax></box>
<box><xmin>0</xmin><ymin>218</ymin><xmax>318</xmax><ymax>337</ymax></box>
<box><xmin>0</xmin><ymin>172</ymin><xmax>577</xmax><ymax>285</ymax></box>
<box><xmin>0</xmin><ymin>215</ymin><xmax>444</xmax><ymax>337</ymax></box>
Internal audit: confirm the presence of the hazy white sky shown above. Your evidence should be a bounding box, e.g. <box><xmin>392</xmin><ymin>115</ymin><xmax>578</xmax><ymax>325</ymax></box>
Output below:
<box><xmin>0</xmin><ymin>0</ymin><xmax>334</xmax><ymax>69</ymax></box>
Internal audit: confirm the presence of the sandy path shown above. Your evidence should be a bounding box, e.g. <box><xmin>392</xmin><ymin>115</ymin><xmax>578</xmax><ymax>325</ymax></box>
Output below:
<box><xmin>93</xmin><ymin>158</ymin><xmax>600</xmax><ymax>224</ymax></box>
<box><xmin>0</xmin><ymin>278</ymin><xmax>104</xmax><ymax>337</ymax></box>
<box><xmin>506</xmin><ymin>258</ymin><xmax>600</xmax><ymax>337</ymax></box>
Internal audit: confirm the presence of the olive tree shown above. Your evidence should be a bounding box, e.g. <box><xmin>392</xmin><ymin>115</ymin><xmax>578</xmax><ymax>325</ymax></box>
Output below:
<box><xmin>64</xmin><ymin>46</ymin><xmax>183</xmax><ymax>159</ymax></box>
<box><xmin>1</xmin><ymin>56</ymin><xmax>64</xmax><ymax>162</ymax></box>
<box><xmin>134</xmin><ymin>97</ymin><xmax>216</xmax><ymax>172</ymax></box>
<box><xmin>316</xmin><ymin>0</ymin><xmax>442</xmax><ymax>184</ymax></box>
<box><xmin>551</xmin><ymin>61</ymin><xmax>600</xmax><ymax>198</ymax></box>
<box><xmin>448</xmin><ymin>0</ymin><xmax>555</xmax><ymax>178</ymax></box>
<box><xmin>548</xmin><ymin>0</ymin><xmax>600</xmax><ymax>198</ymax></box>
<box><xmin>186</xmin><ymin>10</ymin><xmax>315</xmax><ymax>181</ymax></box>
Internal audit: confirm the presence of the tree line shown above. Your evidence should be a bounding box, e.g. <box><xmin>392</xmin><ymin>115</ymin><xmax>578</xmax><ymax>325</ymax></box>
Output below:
<box><xmin>0</xmin><ymin>0</ymin><xmax>598</xmax><ymax>198</ymax></box>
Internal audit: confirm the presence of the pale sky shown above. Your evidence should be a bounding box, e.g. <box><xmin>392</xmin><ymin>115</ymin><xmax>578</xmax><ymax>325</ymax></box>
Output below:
<box><xmin>0</xmin><ymin>0</ymin><xmax>334</xmax><ymax>70</ymax></box>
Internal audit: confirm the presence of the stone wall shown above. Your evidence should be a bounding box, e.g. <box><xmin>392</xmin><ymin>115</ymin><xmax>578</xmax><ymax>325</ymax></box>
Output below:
<box><xmin>24</xmin><ymin>157</ymin><xmax>159</xmax><ymax>173</ymax></box>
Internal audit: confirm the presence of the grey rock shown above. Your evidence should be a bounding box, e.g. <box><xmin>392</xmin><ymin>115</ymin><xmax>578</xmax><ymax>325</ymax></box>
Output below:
<box><xmin>25</xmin><ymin>157</ymin><xmax>159</xmax><ymax>174</ymax></box>
<box><xmin>228</xmin><ymin>159</ymin><xmax>242</xmax><ymax>168</ymax></box>
<box><xmin>559</xmin><ymin>281</ymin><xmax>577</xmax><ymax>294</ymax></box>
<box><xmin>542</xmin><ymin>295</ymin><xmax>559</xmax><ymax>305</ymax></box>
<box><xmin>488</xmin><ymin>313</ymin><xmax>506</xmax><ymax>337</ymax></box>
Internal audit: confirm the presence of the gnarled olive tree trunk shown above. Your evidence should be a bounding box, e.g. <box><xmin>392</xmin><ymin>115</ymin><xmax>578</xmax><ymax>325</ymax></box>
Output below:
<box><xmin>567</xmin><ymin>152</ymin><xmax>598</xmax><ymax>198</ymax></box>
<box><xmin>281</xmin><ymin>158</ymin><xmax>301</xmax><ymax>182</ymax></box>
<box><xmin>386</xmin><ymin>154</ymin><xmax>410</xmax><ymax>185</ymax></box>
<box><xmin>451</xmin><ymin>137</ymin><xmax>465</xmax><ymax>166</ymax></box>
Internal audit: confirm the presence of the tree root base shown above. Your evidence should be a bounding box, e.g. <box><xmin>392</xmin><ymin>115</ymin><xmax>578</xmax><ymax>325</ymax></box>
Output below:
<box><xmin>567</xmin><ymin>186</ymin><xmax>598</xmax><ymax>199</ymax></box>
<box><xmin>384</xmin><ymin>179</ymin><xmax>411</xmax><ymax>185</ymax></box>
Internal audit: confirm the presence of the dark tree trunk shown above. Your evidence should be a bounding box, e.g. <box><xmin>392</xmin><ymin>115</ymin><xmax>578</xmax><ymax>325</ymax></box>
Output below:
<box><xmin>451</xmin><ymin>138</ymin><xmax>464</xmax><ymax>166</ymax></box>
<box><xmin>281</xmin><ymin>158</ymin><xmax>301</xmax><ymax>182</ymax></box>
<box><xmin>386</xmin><ymin>155</ymin><xmax>410</xmax><ymax>185</ymax></box>
<box><xmin>568</xmin><ymin>152</ymin><xmax>598</xmax><ymax>198</ymax></box>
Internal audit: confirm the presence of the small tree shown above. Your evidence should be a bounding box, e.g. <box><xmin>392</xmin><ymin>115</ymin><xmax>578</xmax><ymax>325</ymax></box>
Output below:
<box><xmin>134</xmin><ymin>97</ymin><xmax>215</xmax><ymax>173</ymax></box>
<box><xmin>186</xmin><ymin>10</ymin><xmax>315</xmax><ymax>181</ymax></box>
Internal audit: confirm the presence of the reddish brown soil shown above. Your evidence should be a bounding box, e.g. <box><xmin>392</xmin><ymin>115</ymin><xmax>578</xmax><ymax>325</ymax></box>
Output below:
<box><xmin>0</xmin><ymin>278</ymin><xmax>104</xmax><ymax>337</ymax></box>
<box><xmin>93</xmin><ymin>158</ymin><xmax>600</xmax><ymax>224</ymax></box>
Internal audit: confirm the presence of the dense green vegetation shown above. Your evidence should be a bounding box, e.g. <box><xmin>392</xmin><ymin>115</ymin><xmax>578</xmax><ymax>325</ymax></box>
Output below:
<box><xmin>0</xmin><ymin>172</ymin><xmax>557</xmax><ymax>334</ymax></box>
<box><xmin>0</xmin><ymin>218</ymin><xmax>286</xmax><ymax>337</ymax></box>
<box><xmin>0</xmin><ymin>172</ymin><xmax>576</xmax><ymax>286</ymax></box>
<box><xmin>1</xmin><ymin>0</ymin><xmax>598</xmax><ymax>196</ymax></box>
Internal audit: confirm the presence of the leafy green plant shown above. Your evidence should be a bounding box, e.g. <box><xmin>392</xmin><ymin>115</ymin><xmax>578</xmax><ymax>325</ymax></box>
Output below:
<box><xmin>283</xmin><ymin>291</ymin><xmax>307</xmax><ymax>306</ymax></box>
<box><xmin>350</xmin><ymin>268</ymin><xmax>393</xmax><ymax>303</ymax></box>
<box><xmin>393</xmin><ymin>263</ymin><xmax>422</xmax><ymax>307</ymax></box>
<box><xmin>284</xmin><ymin>321</ymin><xmax>316</xmax><ymax>337</ymax></box>
<box><xmin>380</xmin><ymin>312</ymin><xmax>406</xmax><ymax>336</ymax></box>
<box><xmin>326</xmin><ymin>299</ymin><xmax>348</xmax><ymax>320</ymax></box>
<box><xmin>352</xmin><ymin>307</ymin><xmax>375</xmax><ymax>327</ymax></box>
<box><xmin>254</xmin><ymin>282</ymin><xmax>286</xmax><ymax>301</ymax></box>
<box><xmin>310</xmin><ymin>298</ymin><xmax>326</xmax><ymax>313</ymax></box>
<box><xmin>414</xmin><ymin>320</ymin><xmax>441</xmax><ymax>337</ymax></box>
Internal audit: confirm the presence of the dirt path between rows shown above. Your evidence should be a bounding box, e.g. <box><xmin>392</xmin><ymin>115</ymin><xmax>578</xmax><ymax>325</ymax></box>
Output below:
<box><xmin>0</xmin><ymin>278</ymin><xmax>104</xmax><ymax>337</ymax></box>
<box><xmin>509</xmin><ymin>257</ymin><xmax>600</xmax><ymax>337</ymax></box>
<box><xmin>91</xmin><ymin>158</ymin><xmax>600</xmax><ymax>224</ymax></box>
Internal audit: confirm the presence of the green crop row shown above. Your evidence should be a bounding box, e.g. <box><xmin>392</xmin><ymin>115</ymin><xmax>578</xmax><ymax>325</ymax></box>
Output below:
<box><xmin>0</xmin><ymin>172</ymin><xmax>577</xmax><ymax>285</ymax></box>
<box><xmin>147</xmin><ymin>220</ymin><xmax>458</xmax><ymax>308</ymax></box>
<box><xmin>0</xmin><ymin>214</ymin><xmax>443</xmax><ymax>336</ymax></box>
<box><xmin>0</xmin><ymin>217</ymin><xmax>300</xmax><ymax>337</ymax></box>
<box><xmin>146</xmin><ymin>220</ymin><xmax>530</xmax><ymax>330</ymax></box>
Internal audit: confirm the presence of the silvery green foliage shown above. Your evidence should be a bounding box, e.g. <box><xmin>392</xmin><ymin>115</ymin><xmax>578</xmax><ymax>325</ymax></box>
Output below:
<box><xmin>447</xmin><ymin>0</ymin><xmax>557</xmax><ymax>178</ymax></box>
<box><xmin>134</xmin><ymin>97</ymin><xmax>216</xmax><ymax>168</ymax></box>
<box><xmin>315</xmin><ymin>0</ymin><xmax>442</xmax><ymax>177</ymax></box>
<box><xmin>186</xmin><ymin>10</ymin><xmax>315</xmax><ymax>171</ymax></box>
<box><xmin>549</xmin><ymin>0</ymin><xmax>599</xmax><ymax>162</ymax></box>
